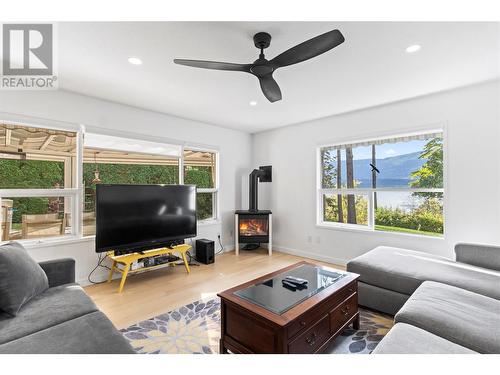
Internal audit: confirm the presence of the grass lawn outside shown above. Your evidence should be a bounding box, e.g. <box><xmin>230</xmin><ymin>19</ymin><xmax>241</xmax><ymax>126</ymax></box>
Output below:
<box><xmin>375</xmin><ymin>224</ymin><xmax>443</xmax><ymax>237</ymax></box>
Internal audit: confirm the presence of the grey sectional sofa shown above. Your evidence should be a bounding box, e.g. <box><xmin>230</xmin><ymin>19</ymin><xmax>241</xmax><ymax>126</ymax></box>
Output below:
<box><xmin>0</xmin><ymin>258</ymin><xmax>135</xmax><ymax>354</ymax></box>
<box><xmin>347</xmin><ymin>243</ymin><xmax>500</xmax><ymax>354</ymax></box>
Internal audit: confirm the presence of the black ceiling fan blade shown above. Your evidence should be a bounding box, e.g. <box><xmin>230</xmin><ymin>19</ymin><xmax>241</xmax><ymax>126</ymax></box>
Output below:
<box><xmin>270</xmin><ymin>29</ymin><xmax>345</xmax><ymax>68</ymax></box>
<box><xmin>259</xmin><ymin>74</ymin><xmax>282</xmax><ymax>103</ymax></box>
<box><xmin>174</xmin><ymin>59</ymin><xmax>251</xmax><ymax>72</ymax></box>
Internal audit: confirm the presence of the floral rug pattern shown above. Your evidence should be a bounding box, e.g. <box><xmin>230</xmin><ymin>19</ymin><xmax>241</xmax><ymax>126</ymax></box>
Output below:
<box><xmin>121</xmin><ymin>297</ymin><xmax>393</xmax><ymax>354</ymax></box>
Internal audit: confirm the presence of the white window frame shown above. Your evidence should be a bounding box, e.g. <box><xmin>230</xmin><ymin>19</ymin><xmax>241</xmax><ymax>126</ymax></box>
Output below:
<box><xmin>182</xmin><ymin>146</ymin><xmax>220</xmax><ymax>224</ymax></box>
<box><xmin>316</xmin><ymin>129</ymin><xmax>445</xmax><ymax>238</ymax></box>
<box><xmin>0</xmin><ymin>118</ymin><xmax>83</xmax><ymax>246</ymax></box>
<box><xmin>0</xmin><ymin>115</ymin><xmax>221</xmax><ymax>246</ymax></box>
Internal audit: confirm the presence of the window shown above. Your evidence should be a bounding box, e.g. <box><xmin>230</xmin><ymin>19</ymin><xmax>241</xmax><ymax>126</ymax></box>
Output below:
<box><xmin>318</xmin><ymin>130</ymin><xmax>444</xmax><ymax>237</ymax></box>
<box><xmin>1</xmin><ymin>120</ymin><xmax>220</xmax><ymax>244</ymax></box>
<box><xmin>1</xmin><ymin>123</ymin><xmax>79</xmax><ymax>241</ymax></box>
<box><xmin>82</xmin><ymin>148</ymin><xmax>180</xmax><ymax>236</ymax></box>
<box><xmin>183</xmin><ymin>149</ymin><xmax>218</xmax><ymax>221</ymax></box>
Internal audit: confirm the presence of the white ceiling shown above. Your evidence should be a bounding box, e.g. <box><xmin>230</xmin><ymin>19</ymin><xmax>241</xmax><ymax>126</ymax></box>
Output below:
<box><xmin>58</xmin><ymin>22</ymin><xmax>499</xmax><ymax>133</ymax></box>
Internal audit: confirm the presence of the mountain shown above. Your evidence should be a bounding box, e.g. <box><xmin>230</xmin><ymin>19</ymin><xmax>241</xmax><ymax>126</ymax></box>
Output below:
<box><xmin>340</xmin><ymin>151</ymin><xmax>426</xmax><ymax>187</ymax></box>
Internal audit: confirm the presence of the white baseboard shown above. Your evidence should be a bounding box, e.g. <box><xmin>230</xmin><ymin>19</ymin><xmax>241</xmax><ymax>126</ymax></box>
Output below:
<box><xmin>272</xmin><ymin>245</ymin><xmax>348</xmax><ymax>267</ymax></box>
<box><xmin>78</xmin><ymin>270</ymin><xmax>115</xmax><ymax>286</ymax></box>
<box><xmin>221</xmin><ymin>243</ymin><xmax>235</xmax><ymax>253</ymax></box>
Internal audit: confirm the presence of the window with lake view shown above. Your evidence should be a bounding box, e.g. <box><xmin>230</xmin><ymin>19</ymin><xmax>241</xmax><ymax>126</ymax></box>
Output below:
<box><xmin>318</xmin><ymin>130</ymin><xmax>444</xmax><ymax>237</ymax></box>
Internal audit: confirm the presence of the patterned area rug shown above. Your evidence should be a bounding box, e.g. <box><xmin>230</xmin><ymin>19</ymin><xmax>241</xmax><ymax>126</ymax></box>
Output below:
<box><xmin>121</xmin><ymin>297</ymin><xmax>393</xmax><ymax>354</ymax></box>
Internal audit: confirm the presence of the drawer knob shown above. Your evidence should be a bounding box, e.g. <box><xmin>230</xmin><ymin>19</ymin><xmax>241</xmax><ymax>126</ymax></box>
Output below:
<box><xmin>341</xmin><ymin>308</ymin><xmax>349</xmax><ymax>316</ymax></box>
<box><xmin>305</xmin><ymin>333</ymin><xmax>317</xmax><ymax>346</ymax></box>
<box><xmin>300</xmin><ymin>321</ymin><xmax>307</xmax><ymax>327</ymax></box>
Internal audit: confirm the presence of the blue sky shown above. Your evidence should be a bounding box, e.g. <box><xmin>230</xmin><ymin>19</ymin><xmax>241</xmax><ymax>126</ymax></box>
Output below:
<box><xmin>352</xmin><ymin>140</ymin><xmax>427</xmax><ymax>160</ymax></box>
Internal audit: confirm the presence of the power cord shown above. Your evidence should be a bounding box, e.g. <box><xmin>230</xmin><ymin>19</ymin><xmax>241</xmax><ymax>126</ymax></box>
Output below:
<box><xmin>180</xmin><ymin>238</ymin><xmax>200</xmax><ymax>267</ymax></box>
<box><xmin>216</xmin><ymin>234</ymin><xmax>224</xmax><ymax>255</ymax></box>
<box><xmin>184</xmin><ymin>250</ymin><xmax>200</xmax><ymax>266</ymax></box>
<box><xmin>88</xmin><ymin>253</ymin><xmax>111</xmax><ymax>284</ymax></box>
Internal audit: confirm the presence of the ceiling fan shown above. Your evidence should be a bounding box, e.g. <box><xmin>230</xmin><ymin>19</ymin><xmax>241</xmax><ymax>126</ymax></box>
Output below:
<box><xmin>173</xmin><ymin>29</ymin><xmax>345</xmax><ymax>103</ymax></box>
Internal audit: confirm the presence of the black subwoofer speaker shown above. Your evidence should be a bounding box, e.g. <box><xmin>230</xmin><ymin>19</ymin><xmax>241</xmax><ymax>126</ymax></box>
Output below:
<box><xmin>196</xmin><ymin>239</ymin><xmax>215</xmax><ymax>264</ymax></box>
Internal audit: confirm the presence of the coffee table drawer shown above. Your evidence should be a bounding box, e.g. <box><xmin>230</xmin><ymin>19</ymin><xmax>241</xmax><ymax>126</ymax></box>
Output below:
<box><xmin>330</xmin><ymin>293</ymin><xmax>358</xmax><ymax>334</ymax></box>
<box><xmin>288</xmin><ymin>314</ymin><xmax>330</xmax><ymax>354</ymax></box>
<box><xmin>287</xmin><ymin>281</ymin><xmax>357</xmax><ymax>339</ymax></box>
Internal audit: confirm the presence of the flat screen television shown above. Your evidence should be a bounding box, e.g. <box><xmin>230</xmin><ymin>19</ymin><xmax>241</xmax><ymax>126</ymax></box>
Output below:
<box><xmin>95</xmin><ymin>184</ymin><xmax>197</xmax><ymax>254</ymax></box>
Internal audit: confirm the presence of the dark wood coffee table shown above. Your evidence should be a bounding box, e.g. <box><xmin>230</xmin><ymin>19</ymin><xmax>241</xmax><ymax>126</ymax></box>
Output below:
<box><xmin>218</xmin><ymin>261</ymin><xmax>360</xmax><ymax>354</ymax></box>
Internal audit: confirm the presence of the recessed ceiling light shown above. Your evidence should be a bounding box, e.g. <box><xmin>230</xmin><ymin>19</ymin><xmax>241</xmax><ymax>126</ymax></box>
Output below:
<box><xmin>128</xmin><ymin>57</ymin><xmax>143</xmax><ymax>65</ymax></box>
<box><xmin>249</xmin><ymin>101</ymin><xmax>258</xmax><ymax>106</ymax></box>
<box><xmin>405</xmin><ymin>44</ymin><xmax>421</xmax><ymax>53</ymax></box>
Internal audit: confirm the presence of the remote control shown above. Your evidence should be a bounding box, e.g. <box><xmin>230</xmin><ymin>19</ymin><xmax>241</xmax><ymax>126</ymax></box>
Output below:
<box><xmin>282</xmin><ymin>280</ymin><xmax>298</xmax><ymax>291</ymax></box>
<box><xmin>284</xmin><ymin>276</ymin><xmax>308</xmax><ymax>285</ymax></box>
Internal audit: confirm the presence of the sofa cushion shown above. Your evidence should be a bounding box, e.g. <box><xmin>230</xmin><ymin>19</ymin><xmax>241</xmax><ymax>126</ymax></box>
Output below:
<box><xmin>0</xmin><ymin>242</ymin><xmax>49</xmax><ymax>316</ymax></box>
<box><xmin>455</xmin><ymin>243</ymin><xmax>500</xmax><ymax>271</ymax></box>
<box><xmin>358</xmin><ymin>281</ymin><xmax>410</xmax><ymax>316</ymax></box>
<box><xmin>0</xmin><ymin>311</ymin><xmax>135</xmax><ymax>354</ymax></box>
<box><xmin>346</xmin><ymin>246</ymin><xmax>500</xmax><ymax>300</ymax></box>
<box><xmin>0</xmin><ymin>283</ymin><xmax>98</xmax><ymax>344</ymax></box>
<box><xmin>395</xmin><ymin>281</ymin><xmax>500</xmax><ymax>354</ymax></box>
<box><xmin>372</xmin><ymin>323</ymin><xmax>476</xmax><ymax>354</ymax></box>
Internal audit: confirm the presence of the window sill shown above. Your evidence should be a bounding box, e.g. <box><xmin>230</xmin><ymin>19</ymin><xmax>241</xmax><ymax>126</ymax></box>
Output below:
<box><xmin>6</xmin><ymin>235</ymin><xmax>95</xmax><ymax>250</ymax></box>
<box><xmin>316</xmin><ymin>223</ymin><xmax>445</xmax><ymax>240</ymax></box>
<box><xmin>4</xmin><ymin>220</ymin><xmax>222</xmax><ymax>250</ymax></box>
<box><xmin>197</xmin><ymin>219</ymin><xmax>221</xmax><ymax>226</ymax></box>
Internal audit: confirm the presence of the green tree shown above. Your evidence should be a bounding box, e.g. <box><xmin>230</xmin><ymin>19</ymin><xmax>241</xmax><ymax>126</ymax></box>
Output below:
<box><xmin>0</xmin><ymin>159</ymin><xmax>64</xmax><ymax>223</ymax></box>
<box><xmin>83</xmin><ymin>163</ymin><xmax>179</xmax><ymax>213</ymax></box>
<box><xmin>345</xmin><ymin>147</ymin><xmax>356</xmax><ymax>224</ymax></box>
<box><xmin>184</xmin><ymin>166</ymin><xmax>213</xmax><ymax>188</ymax></box>
<box><xmin>410</xmin><ymin>138</ymin><xmax>443</xmax><ymax>190</ymax></box>
<box><xmin>83</xmin><ymin>163</ymin><xmax>178</xmax><ymax>188</ymax></box>
<box><xmin>0</xmin><ymin>159</ymin><xmax>64</xmax><ymax>189</ymax></box>
<box><xmin>320</xmin><ymin>148</ymin><xmax>337</xmax><ymax>188</ymax></box>
<box><xmin>336</xmin><ymin>149</ymin><xmax>343</xmax><ymax>223</ymax></box>
<box><xmin>184</xmin><ymin>166</ymin><xmax>215</xmax><ymax>220</ymax></box>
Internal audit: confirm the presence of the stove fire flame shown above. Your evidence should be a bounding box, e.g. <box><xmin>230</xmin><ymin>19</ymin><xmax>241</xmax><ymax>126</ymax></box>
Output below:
<box><xmin>239</xmin><ymin>219</ymin><xmax>268</xmax><ymax>236</ymax></box>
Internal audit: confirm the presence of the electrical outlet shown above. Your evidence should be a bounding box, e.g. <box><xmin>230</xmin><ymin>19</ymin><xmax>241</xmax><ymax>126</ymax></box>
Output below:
<box><xmin>307</xmin><ymin>235</ymin><xmax>312</xmax><ymax>243</ymax></box>
<box><xmin>315</xmin><ymin>236</ymin><xmax>321</xmax><ymax>244</ymax></box>
<box><xmin>230</xmin><ymin>230</ymin><xmax>234</xmax><ymax>238</ymax></box>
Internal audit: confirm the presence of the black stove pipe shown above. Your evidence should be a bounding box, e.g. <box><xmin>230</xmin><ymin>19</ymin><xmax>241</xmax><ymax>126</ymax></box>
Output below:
<box><xmin>248</xmin><ymin>166</ymin><xmax>272</xmax><ymax>212</ymax></box>
<box><xmin>249</xmin><ymin>169</ymin><xmax>261</xmax><ymax>211</ymax></box>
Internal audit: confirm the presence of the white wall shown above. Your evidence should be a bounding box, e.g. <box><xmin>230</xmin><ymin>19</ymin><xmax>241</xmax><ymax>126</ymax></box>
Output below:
<box><xmin>2</xmin><ymin>81</ymin><xmax>499</xmax><ymax>280</ymax></box>
<box><xmin>252</xmin><ymin>81</ymin><xmax>500</xmax><ymax>265</ymax></box>
<box><xmin>0</xmin><ymin>90</ymin><xmax>252</xmax><ymax>283</ymax></box>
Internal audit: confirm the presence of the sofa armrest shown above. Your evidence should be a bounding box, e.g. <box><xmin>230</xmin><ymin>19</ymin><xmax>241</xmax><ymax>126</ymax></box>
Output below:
<box><xmin>455</xmin><ymin>243</ymin><xmax>500</xmax><ymax>271</ymax></box>
<box><xmin>38</xmin><ymin>258</ymin><xmax>76</xmax><ymax>287</ymax></box>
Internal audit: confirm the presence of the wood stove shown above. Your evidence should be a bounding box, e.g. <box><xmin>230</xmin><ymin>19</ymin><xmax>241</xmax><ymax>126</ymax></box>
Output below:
<box><xmin>235</xmin><ymin>166</ymin><xmax>272</xmax><ymax>255</ymax></box>
<box><xmin>235</xmin><ymin>210</ymin><xmax>272</xmax><ymax>255</ymax></box>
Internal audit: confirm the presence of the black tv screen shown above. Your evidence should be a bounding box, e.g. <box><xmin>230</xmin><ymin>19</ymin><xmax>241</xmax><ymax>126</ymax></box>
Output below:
<box><xmin>95</xmin><ymin>184</ymin><xmax>197</xmax><ymax>253</ymax></box>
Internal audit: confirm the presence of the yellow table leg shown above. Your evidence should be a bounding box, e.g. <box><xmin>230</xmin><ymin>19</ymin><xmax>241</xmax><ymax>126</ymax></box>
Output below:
<box><xmin>118</xmin><ymin>263</ymin><xmax>130</xmax><ymax>293</ymax></box>
<box><xmin>181</xmin><ymin>251</ymin><xmax>190</xmax><ymax>274</ymax></box>
<box><xmin>108</xmin><ymin>261</ymin><xmax>117</xmax><ymax>282</ymax></box>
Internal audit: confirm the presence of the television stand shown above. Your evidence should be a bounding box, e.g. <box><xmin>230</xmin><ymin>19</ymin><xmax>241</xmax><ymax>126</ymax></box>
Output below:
<box><xmin>107</xmin><ymin>244</ymin><xmax>191</xmax><ymax>293</ymax></box>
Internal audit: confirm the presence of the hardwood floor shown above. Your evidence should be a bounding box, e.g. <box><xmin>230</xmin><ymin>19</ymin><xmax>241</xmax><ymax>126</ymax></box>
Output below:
<box><xmin>84</xmin><ymin>248</ymin><xmax>343</xmax><ymax>329</ymax></box>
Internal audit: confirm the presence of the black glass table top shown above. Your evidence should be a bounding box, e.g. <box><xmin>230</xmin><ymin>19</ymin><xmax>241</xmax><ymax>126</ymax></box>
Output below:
<box><xmin>233</xmin><ymin>264</ymin><xmax>347</xmax><ymax>315</ymax></box>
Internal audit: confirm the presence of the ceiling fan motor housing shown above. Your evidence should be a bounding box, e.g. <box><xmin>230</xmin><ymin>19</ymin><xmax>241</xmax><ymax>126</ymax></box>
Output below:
<box><xmin>253</xmin><ymin>32</ymin><xmax>272</xmax><ymax>49</ymax></box>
